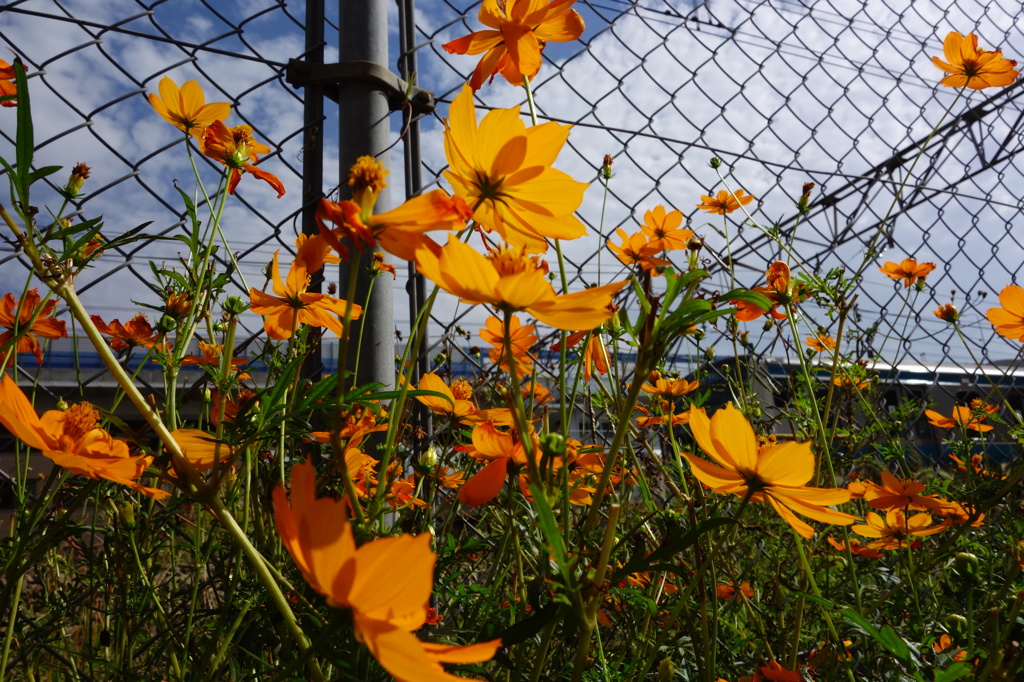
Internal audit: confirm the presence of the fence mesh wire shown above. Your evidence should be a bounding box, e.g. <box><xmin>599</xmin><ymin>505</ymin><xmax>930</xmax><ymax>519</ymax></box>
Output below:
<box><xmin>408</xmin><ymin>0</ymin><xmax>1024</xmax><ymax>410</ymax></box>
<box><xmin>2</xmin><ymin>0</ymin><xmax>1024</xmax><ymax>421</ymax></box>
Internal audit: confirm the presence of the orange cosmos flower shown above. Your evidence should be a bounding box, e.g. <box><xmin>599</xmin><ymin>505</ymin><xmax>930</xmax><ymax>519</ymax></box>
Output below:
<box><xmin>416</xmin><ymin>236</ymin><xmax>627</xmax><ymax>331</ymax></box>
<box><xmin>91</xmin><ymin>313</ymin><xmax>162</xmax><ymax>353</ymax></box>
<box><xmin>696</xmin><ymin>189</ymin><xmax>754</xmax><ymax>215</ymax></box>
<box><xmin>925</xmin><ymin>406</ymin><xmax>994</xmax><ymax>432</ymax></box>
<box><xmin>0</xmin><ymin>374</ymin><xmax>168</xmax><ymax>499</ymax></box>
<box><xmin>181</xmin><ymin>340</ymin><xmax>250</xmax><ymax>377</ymax></box>
<box><xmin>148</xmin><ymin>76</ymin><xmax>230</xmax><ymax>136</ymax></box>
<box><xmin>805</xmin><ymin>334</ymin><xmax>836</xmax><ymax>352</ymax></box>
<box><xmin>442</xmin><ymin>0</ymin><xmax>585</xmax><ymax>91</ymax></box>
<box><xmin>249</xmin><ymin>236</ymin><xmax>363</xmax><ymax>340</ymax></box>
<box><xmin>0</xmin><ymin>290</ymin><xmax>68</xmax><ymax>365</ymax></box>
<box><xmin>457</xmin><ymin>422</ymin><xmax>536</xmax><ymax>507</ymax></box>
<box><xmin>862</xmin><ymin>471</ymin><xmax>953</xmax><ymax>513</ymax></box>
<box><xmin>273</xmin><ymin>459</ymin><xmax>501</xmax><ymax>681</ymax></box>
<box><xmin>683</xmin><ymin>403</ymin><xmax>856</xmax><ymax>538</ymax></box>
<box><xmin>414</xmin><ymin>372</ymin><xmax>477</xmax><ymax>421</ymax></box>
<box><xmin>932</xmin><ymin>32</ymin><xmax>1019</xmax><ymax>90</ymax></box>
<box><xmin>642</xmin><ymin>371</ymin><xmax>698</xmax><ymax>398</ymax></box>
<box><xmin>607</xmin><ymin>228</ymin><xmax>670</xmax><ymax>273</ymax></box>
<box><xmin>852</xmin><ymin>510</ymin><xmax>946</xmax><ymax>550</ymax></box>
<box><xmin>933</xmin><ymin>634</ymin><xmax>969</xmax><ymax>662</ymax></box>
<box><xmin>0</xmin><ymin>59</ymin><xmax>16</xmax><ymax>107</ymax></box>
<box><xmin>201</xmin><ymin>120</ymin><xmax>284</xmax><ymax>197</ymax></box>
<box><xmin>169</xmin><ymin>428</ymin><xmax>235</xmax><ymax>474</ymax></box>
<box><xmin>826</xmin><ymin>535</ymin><xmax>883</xmax><ymax>559</ymax></box>
<box><xmin>879</xmin><ymin>258</ymin><xmax>936</xmax><ymax>287</ymax></box>
<box><xmin>317</xmin><ymin>189</ymin><xmax>471</xmax><ymax>262</ymax></box>
<box><xmin>716</xmin><ymin>581</ymin><xmax>754</xmax><ymax>600</ymax></box>
<box><xmin>639</xmin><ymin>205</ymin><xmax>692</xmax><ymax>251</ymax></box>
<box><xmin>443</xmin><ymin>85</ymin><xmax>587</xmax><ymax>251</ymax></box>
<box><xmin>987</xmin><ymin>284</ymin><xmax>1024</xmax><ymax>341</ymax></box>
<box><xmin>480</xmin><ymin>314</ymin><xmax>537</xmax><ymax>372</ymax></box>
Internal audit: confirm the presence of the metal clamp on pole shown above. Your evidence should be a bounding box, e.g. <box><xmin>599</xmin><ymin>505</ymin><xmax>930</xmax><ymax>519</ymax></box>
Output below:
<box><xmin>286</xmin><ymin>58</ymin><xmax>435</xmax><ymax>115</ymax></box>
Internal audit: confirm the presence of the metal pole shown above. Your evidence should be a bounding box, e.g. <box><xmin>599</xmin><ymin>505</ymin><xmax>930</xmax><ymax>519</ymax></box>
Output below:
<box><xmin>302</xmin><ymin>0</ymin><xmax>325</xmax><ymax>377</ymax></box>
<box><xmin>337</xmin><ymin>0</ymin><xmax>394</xmax><ymax>389</ymax></box>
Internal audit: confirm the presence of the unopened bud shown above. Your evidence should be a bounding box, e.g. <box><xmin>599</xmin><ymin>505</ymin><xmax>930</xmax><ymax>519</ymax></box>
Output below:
<box><xmin>955</xmin><ymin>552</ymin><xmax>979</xmax><ymax>576</ymax></box>
<box><xmin>540</xmin><ymin>433</ymin><xmax>567</xmax><ymax>459</ymax></box>
<box><xmin>419</xmin><ymin>446</ymin><xmax>439</xmax><ymax>469</ymax></box>
<box><xmin>709</xmin><ymin>157</ymin><xmax>722</xmax><ymax>169</ymax></box>
<box><xmin>63</xmin><ymin>162</ymin><xmax>90</xmax><ymax>198</ymax></box>
<box><xmin>797</xmin><ymin>181</ymin><xmax>814</xmax><ymax>212</ymax></box>
<box><xmin>56</xmin><ymin>397</ymin><xmax>69</xmax><ymax>411</ymax></box>
<box><xmin>945</xmin><ymin>613</ymin><xmax>968</xmax><ymax>633</ymax></box>
<box><xmin>117</xmin><ymin>500</ymin><xmax>136</xmax><ymax>529</ymax></box>
<box><xmin>657</xmin><ymin>659</ymin><xmax>674</xmax><ymax>681</ymax></box>
<box><xmin>704</xmin><ymin>347</ymin><xmax>715</xmax><ymax>362</ymax></box>
<box><xmin>223</xmin><ymin>296</ymin><xmax>247</xmax><ymax>316</ymax></box>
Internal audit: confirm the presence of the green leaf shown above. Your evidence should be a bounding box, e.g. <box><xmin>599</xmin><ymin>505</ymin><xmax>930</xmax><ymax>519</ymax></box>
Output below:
<box><xmin>26</xmin><ymin>165</ymin><xmax>62</xmax><ymax>185</ymax></box>
<box><xmin>14</xmin><ymin>61</ymin><xmax>32</xmax><ymax>205</ymax></box>
<box><xmin>933</xmin><ymin>662</ymin><xmax>973</xmax><ymax>682</ymax></box>
<box><xmin>529</xmin><ymin>483</ymin><xmax>569</xmax><ymax>571</ymax></box>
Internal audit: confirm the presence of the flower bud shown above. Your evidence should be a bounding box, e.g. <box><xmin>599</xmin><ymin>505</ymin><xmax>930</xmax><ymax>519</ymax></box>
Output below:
<box><xmin>797</xmin><ymin>181</ymin><xmax>814</xmax><ymax>213</ymax></box>
<box><xmin>955</xmin><ymin>551</ymin><xmax>979</xmax><ymax>576</ymax></box>
<box><xmin>117</xmin><ymin>500</ymin><xmax>136</xmax><ymax>529</ymax></box>
<box><xmin>63</xmin><ymin>162</ymin><xmax>90</xmax><ymax>198</ymax></box>
<box><xmin>709</xmin><ymin>157</ymin><xmax>722</xmax><ymax>169</ymax></box>
<box><xmin>223</xmin><ymin>296</ymin><xmax>247</xmax><ymax>316</ymax></box>
<box><xmin>934</xmin><ymin>303</ymin><xmax>958</xmax><ymax>323</ymax></box>
<box><xmin>601</xmin><ymin>154</ymin><xmax>614</xmax><ymax>181</ymax></box>
<box><xmin>419</xmin><ymin>446</ymin><xmax>439</xmax><ymax>469</ymax></box>
<box><xmin>539</xmin><ymin>432</ymin><xmax>567</xmax><ymax>459</ymax></box>
<box><xmin>657</xmin><ymin>659</ymin><xmax>674</xmax><ymax>681</ymax></box>
<box><xmin>945</xmin><ymin>613</ymin><xmax>968</xmax><ymax>633</ymax></box>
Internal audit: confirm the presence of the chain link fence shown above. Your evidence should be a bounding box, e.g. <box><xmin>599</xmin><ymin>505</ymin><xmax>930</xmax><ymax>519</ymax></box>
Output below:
<box><xmin>407</xmin><ymin>0</ymin><xmax>1024</xmax><ymax>425</ymax></box>
<box><xmin>3</xmin><ymin>0</ymin><xmax>1024</xmax><ymax>433</ymax></box>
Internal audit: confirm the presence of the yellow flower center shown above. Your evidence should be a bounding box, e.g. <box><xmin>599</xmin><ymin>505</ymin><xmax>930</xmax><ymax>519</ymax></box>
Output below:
<box><xmin>62</xmin><ymin>402</ymin><xmax>100</xmax><ymax>443</ymax></box>
<box><xmin>451</xmin><ymin>379</ymin><xmax>473</xmax><ymax>401</ymax></box>
<box><xmin>487</xmin><ymin>247</ymin><xmax>544</xmax><ymax>277</ymax></box>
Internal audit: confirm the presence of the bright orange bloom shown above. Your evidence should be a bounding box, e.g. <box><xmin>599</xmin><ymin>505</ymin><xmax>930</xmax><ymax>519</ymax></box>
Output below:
<box><xmin>683</xmin><ymin>404</ymin><xmax>856</xmax><ymax>538</ymax></box>
<box><xmin>416</xmin><ymin>237</ymin><xmax>627</xmax><ymax>331</ymax></box>
<box><xmin>639</xmin><ymin>205</ymin><xmax>692</xmax><ymax>251</ymax></box>
<box><xmin>852</xmin><ymin>510</ymin><xmax>946</xmax><ymax>550</ymax></box>
<box><xmin>642</xmin><ymin>371</ymin><xmax>698</xmax><ymax>398</ymax></box>
<box><xmin>805</xmin><ymin>334</ymin><xmax>836</xmax><ymax>352</ymax></box>
<box><xmin>442</xmin><ymin>0</ymin><xmax>584</xmax><ymax>91</ymax></box>
<box><xmin>0</xmin><ymin>374</ymin><xmax>168</xmax><ymax>499</ymax></box>
<box><xmin>933</xmin><ymin>633</ymin><xmax>969</xmax><ymax>662</ymax></box>
<box><xmin>987</xmin><ymin>284</ymin><xmax>1024</xmax><ymax>341</ymax></box>
<box><xmin>414</xmin><ymin>372</ymin><xmax>477</xmax><ymax>421</ymax></box>
<box><xmin>169</xmin><ymin>429</ymin><xmax>235</xmax><ymax>474</ymax></box>
<box><xmin>480</xmin><ymin>314</ymin><xmax>537</xmax><ymax>372</ymax></box>
<box><xmin>273</xmin><ymin>459</ymin><xmax>501</xmax><ymax>680</ymax></box>
<box><xmin>716</xmin><ymin>581</ymin><xmax>754</xmax><ymax>600</ymax></box>
<box><xmin>925</xmin><ymin>406</ymin><xmax>994</xmax><ymax>432</ymax></box>
<box><xmin>148</xmin><ymin>76</ymin><xmax>230</xmax><ymax>136</ymax></box>
<box><xmin>181</xmin><ymin>340</ymin><xmax>249</xmax><ymax>375</ymax></box>
<box><xmin>607</xmin><ymin>228</ymin><xmax>670</xmax><ymax>272</ymax></box>
<box><xmin>862</xmin><ymin>471</ymin><xmax>953</xmax><ymax>513</ymax></box>
<box><xmin>317</xmin><ymin>189</ymin><xmax>471</xmax><ymax>262</ymax></box>
<box><xmin>696</xmin><ymin>189</ymin><xmax>754</xmax><ymax>215</ymax></box>
<box><xmin>580</xmin><ymin>333</ymin><xmax>609</xmax><ymax>382</ymax></box>
<box><xmin>201</xmin><ymin>120</ymin><xmax>284</xmax><ymax>197</ymax></box>
<box><xmin>934</xmin><ymin>303</ymin><xmax>959</xmax><ymax>322</ymax></box>
<box><xmin>879</xmin><ymin>258</ymin><xmax>936</xmax><ymax>287</ymax></box>
<box><xmin>0</xmin><ymin>290</ymin><xmax>67</xmax><ymax>364</ymax></box>
<box><xmin>0</xmin><ymin>59</ymin><xmax>16</xmax><ymax>107</ymax></box>
<box><xmin>91</xmin><ymin>314</ymin><xmax>162</xmax><ymax>353</ymax></box>
<box><xmin>457</xmin><ymin>422</ymin><xmax>535</xmax><ymax>507</ymax></box>
<box><xmin>443</xmin><ymin>85</ymin><xmax>587</xmax><ymax>250</ymax></box>
<box><xmin>743</xmin><ymin>660</ymin><xmax>802</xmax><ymax>682</ymax></box>
<box><xmin>932</xmin><ymin>32</ymin><xmax>1019</xmax><ymax>90</ymax></box>
<box><xmin>731</xmin><ymin>262</ymin><xmax>805</xmax><ymax>321</ymax></box>
<box><xmin>826</xmin><ymin>535</ymin><xmax>883</xmax><ymax>559</ymax></box>
<box><xmin>249</xmin><ymin>237</ymin><xmax>363</xmax><ymax>340</ymax></box>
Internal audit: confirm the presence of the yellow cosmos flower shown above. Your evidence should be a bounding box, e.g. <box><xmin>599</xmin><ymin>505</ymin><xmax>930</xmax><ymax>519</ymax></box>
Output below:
<box><xmin>932</xmin><ymin>32</ymin><xmax>1019</xmax><ymax>90</ymax></box>
<box><xmin>273</xmin><ymin>459</ymin><xmax>501</xmax><ymax>681</ymax></box>
<box><xmin>148</xmin><ymin>76</ymin><xmax>230</xmax><ymax>136</ymax></box>
<box><xmin>879</xmin><ymin>258</ymin><xmax>936</xmax><ymax>287</ymax></box>
<box><xmin>443</xmin><ymin>84</ymin><xmax>587</xmax><ymax>251</ymax></box>
<box><xmin>683</xmin><ymin>403</ymin><xmax>856</xmax><ymax>538</ymax></box>
<box><xmin>416</xmin><ymin>236</ymin><xmax>626</xmax><ymax>331</ymax></box>
<box><xmin>442</xmin><ymin>0</ymin><xmax>585</xmax><ymax>91</ymax></box>
<box><xmin>639</xmin><ymin>205</ymin><xmax>692</xmax><ymax>251</ymax></box>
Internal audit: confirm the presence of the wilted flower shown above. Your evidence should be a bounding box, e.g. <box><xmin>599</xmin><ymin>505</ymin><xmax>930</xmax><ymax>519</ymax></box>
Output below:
<box><xmin>934</xmin><ymin>303</ymin><xmax>959</xmax><ymax>322</ymax></box>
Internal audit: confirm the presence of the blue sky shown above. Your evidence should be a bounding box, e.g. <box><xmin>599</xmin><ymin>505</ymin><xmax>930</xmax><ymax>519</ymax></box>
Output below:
<box><xmin>2</xmin><ymin>0</ymin><xmax>1024</xmax><ymax>378</ymax></box>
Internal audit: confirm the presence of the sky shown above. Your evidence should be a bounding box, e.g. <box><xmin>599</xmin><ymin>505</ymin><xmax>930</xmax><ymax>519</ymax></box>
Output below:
<box><xmin>2</xmin><ymin>0</ymin><xmax>1024</xmax><ymax>387</ymax></box>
